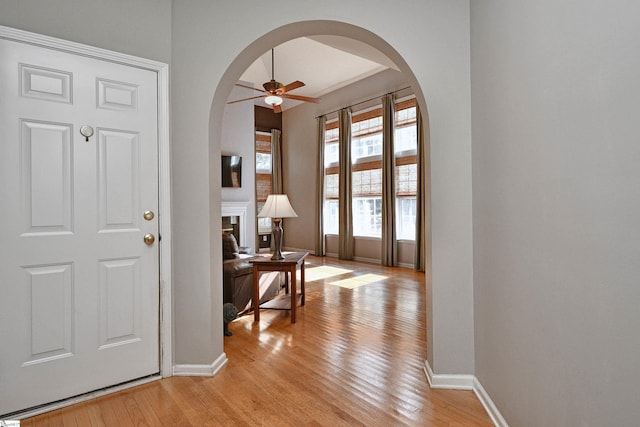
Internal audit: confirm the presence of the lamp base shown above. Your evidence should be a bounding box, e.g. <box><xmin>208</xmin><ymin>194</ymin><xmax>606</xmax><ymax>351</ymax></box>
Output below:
<box><xmin>271</xmin><ymin>218</ymin><xmax>284</xmax><ymax>260</ymax></box>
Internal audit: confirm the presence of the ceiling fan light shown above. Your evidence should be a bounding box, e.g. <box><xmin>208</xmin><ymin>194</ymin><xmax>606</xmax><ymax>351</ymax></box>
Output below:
<box><xmin>265</xmin><ymin>95</ymin><xmax>283</xmax><ymax>106</ymax></box>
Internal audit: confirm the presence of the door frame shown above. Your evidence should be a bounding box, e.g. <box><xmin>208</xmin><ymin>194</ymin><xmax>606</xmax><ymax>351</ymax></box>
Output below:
<box><xmin>0</xmin><ymin>25</ymin><xmax>173</xmax><ymax>379</ymax></box>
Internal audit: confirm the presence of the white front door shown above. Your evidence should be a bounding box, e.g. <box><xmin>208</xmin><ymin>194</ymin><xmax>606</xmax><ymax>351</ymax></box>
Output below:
<box><xmin>0</xmin><ymin>37</ymin><xmax>160</xmax><ymax>416</ymax></box>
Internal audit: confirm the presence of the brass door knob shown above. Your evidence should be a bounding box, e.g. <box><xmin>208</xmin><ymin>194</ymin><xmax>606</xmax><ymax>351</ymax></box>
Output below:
<box><xmin>144</xmin><ymin>233</ymin><xmax>155</xmax><ymax>245</ymax></box>
<box><xmin>143</xmin><ymin>210</ymin><xmax>155</xmax><ymax>221</ymax></box>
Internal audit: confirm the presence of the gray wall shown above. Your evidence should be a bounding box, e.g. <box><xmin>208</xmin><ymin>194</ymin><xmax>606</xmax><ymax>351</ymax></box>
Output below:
<box><xmin>471</xmin><ymin>0</ymin><xmax>640</xmax><ymax>425</ymax></box>
<box><xmin>0</xmin><ymin>0</ymin><xmax>171</xmax><ymax>63</ymax></box>
<box><xmin>221</xmin><ymin>84</ymin><xmax>257</xmax><ymax>252</ymax></box>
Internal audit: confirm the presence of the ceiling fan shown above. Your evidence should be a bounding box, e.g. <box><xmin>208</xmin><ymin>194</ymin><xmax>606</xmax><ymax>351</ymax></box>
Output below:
<box><xmin>227</xmin><ymin>48</ymin><xmax>319</xmax><ymax>113</ymax></box>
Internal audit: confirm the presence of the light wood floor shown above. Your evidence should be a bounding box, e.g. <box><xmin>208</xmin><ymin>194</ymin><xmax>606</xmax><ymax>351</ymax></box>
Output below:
<box><xmin>22</xmin><ymin>255</ymin><xmax>492</xmax><ymax>426</ymax></box>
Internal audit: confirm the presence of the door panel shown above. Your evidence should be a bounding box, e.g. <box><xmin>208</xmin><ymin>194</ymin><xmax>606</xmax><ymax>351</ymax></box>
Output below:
<box><xmin>98</xmin><ymin>257</ymin><xmax>141</xmax><ymax>348</ymax></box>
<box><xmin>98</xmin><ymin>129</ymin><xmax>140</xmax><ymax>230</ymax></box>
<box><xmin>22</xmin><ymin>263</ymin><xmax>74</xmax><ymax>365</ymax></box>
<box><xmin>20</xmin><ymin>63</ymin><xmax>73</xmax><ymax>104</ymax></box>
<box><xmin>21</xmin><ymin>120</ymin><xmax>74</xmax><ymax>234</ymax></box>
<box><xmin>0</xmin><ymin>37</ymin><xmax>159</xmax><ymax>416</ymax></box>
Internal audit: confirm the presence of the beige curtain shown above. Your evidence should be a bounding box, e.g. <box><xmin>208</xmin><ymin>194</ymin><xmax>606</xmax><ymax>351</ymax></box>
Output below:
<box><xmin>414</xmin><ymin>105</ymin><xmax>426</xmax><ymax>271</ymax></box>
<box><xmin>270</xmin><ymin>129</ymin><xmax>283</xmax><ymax>251</ymax></box>
<box><xmin>314</xmin><ymin>116</ymin><xmax>326</xmax><ymax>256</ymax></box>
<box><xmin>338</xmin><ymin>108</ymin><xmax>354</xmax><ymax>260</ymax></box>
<box><xmin>381</xmin><ymin>94</ymin><xmax>397</xmax><ymax>266</ymax></box>
<box><xmin>271</xmin><ymin>129</ymin><xmax>283</xmax><ymax>194</ymax></box>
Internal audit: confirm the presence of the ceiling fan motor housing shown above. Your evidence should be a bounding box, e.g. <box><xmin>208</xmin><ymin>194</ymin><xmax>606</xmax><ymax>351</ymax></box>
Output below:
<box><xmin>263</xmin><ymin>79</ymin><xmax>283</xmax><ymax>94</ymax></box>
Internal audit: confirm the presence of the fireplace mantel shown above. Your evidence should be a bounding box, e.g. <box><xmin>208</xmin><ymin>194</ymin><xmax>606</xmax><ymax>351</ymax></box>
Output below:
<box><xmin>221</xmin><ymin>201</ymin><xmax>249</xmax><ymax>247</ymax></box>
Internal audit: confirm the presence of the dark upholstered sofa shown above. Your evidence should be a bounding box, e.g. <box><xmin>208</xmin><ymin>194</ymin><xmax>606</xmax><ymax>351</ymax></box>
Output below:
<box><xmin>222</xmin><ymin>232</ymin><xmax>281</xmax><ymax>313</ymax></box>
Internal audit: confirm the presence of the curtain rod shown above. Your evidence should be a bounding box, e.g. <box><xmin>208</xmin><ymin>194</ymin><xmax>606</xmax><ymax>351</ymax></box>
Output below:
<box><xmin>315</xmin><ymin>86</ymin><xmax>412</xmax><ymax>119</ymax></box>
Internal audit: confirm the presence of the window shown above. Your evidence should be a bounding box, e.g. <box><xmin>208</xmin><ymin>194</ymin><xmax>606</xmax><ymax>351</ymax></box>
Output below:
<box><xmin>324</xmin><ymin>199</ymin><xmax>339</xmax><ymax>235</ymax></box>
<box><xmin>256</xmin><ymin>132</ymin><xmax>272</xmax><ymax>233</ymax></box>
<box><xmin>350</xmin><ymin>107</ymin><xmax>384</xmax><ymax>237</ymax></box>
<box><xmin>324</xmin><ymin>127</ymin><xmax>339</xmax><ymax>166</ymax></box>
<box><xmin>396</xmin><ymin>197</ymin><xmax>416</xmax><ymax>240</ymax></box>
<box><xmin>353</xmin><ymin>197</ymin><xmax>382</xmax><ymax>237</ymax></box>
<box><xmin>394</xmin><ymin>99</ymin><xmax>417</xmax><ymax>240</ymax></box>
<box><xmin>324</xmin><ymin>120</ymin><xmax>339</xmax><ymax>234</ymax></box>
<box><xmin>322</xmin><ymin>97</ymin><xmax>417</xmax><ymax>240</ymax></box>
<box><xmin>256</xmin><ymin>152</ymin><xmax>271</xmax><ymax>173</ymax></box>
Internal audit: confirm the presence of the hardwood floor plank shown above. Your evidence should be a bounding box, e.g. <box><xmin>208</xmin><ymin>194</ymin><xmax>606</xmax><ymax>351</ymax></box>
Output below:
<box><xmin>104</xmin><ymin>394</ymin><xmax>134</xmax><ymax>426</ymax></box>
<box><xmin>22</xmin><ymin>256</ymin><xmax>493</xmax><ymax>426</ymax></box>
<box><xmin>83</xmin><ymin>401</ymin><xmax>106</xmax><ymax>427</ymax></box>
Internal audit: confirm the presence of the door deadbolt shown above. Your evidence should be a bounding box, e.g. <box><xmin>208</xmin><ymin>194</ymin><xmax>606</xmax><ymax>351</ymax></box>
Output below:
<box><xmin>143</xmin><ymin>210</ymin><xmax>155</xmax><ymax>221</ymax></box>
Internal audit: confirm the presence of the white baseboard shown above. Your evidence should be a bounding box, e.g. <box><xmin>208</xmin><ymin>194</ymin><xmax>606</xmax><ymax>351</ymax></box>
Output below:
<box><xmin>322</xmin><ymin>252</ymin><xmax>414</xmax><ymax>269</ymax></box>
<box><xmin>423</xmin><ymin>360</ymin><xmax>475</xmax><ymax>390</ymax></box>
<box><xmin>423</xmin><ymin>360</ymin><xmax>509</xmax><ymax>427</ymax></box>
<box><xmin>172</xmin><ymin>353</ymin><xmax>228</xmax><ymax>377</ymax></box>
<box><xmin>353</xmin><ymin>255</ymin><xmax>380</xmax><ymax>264</ymax></box>
<box><xmin>472</xmin><ymin>376</ymin><xmax>509</xmax><ymax>427</ymax></box>
<box><xmin>282</xmin><ymin>246</ymin><xmax>313</xmax><ymax>254</ymax></box>
<box><xmin>323</xmin><ymin>252</ymin><xmax>380</xmax><ymax>265</ymax></box>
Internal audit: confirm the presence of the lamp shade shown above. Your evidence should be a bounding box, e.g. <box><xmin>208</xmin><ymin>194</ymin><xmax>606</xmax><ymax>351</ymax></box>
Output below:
<box><xmin>264</xmin><ymin>95</ymin><xmax>283</xmax><ymax>106</ymax></box>
<box><xmin>258</xmin><ymin>194</ymin><xmax>297</xmax><ymax>219</ymax></box>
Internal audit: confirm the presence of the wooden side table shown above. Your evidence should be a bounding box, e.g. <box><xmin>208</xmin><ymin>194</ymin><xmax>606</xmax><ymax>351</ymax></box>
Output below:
<box><xmin>251</xmin><ymin>251</ymin><xmax>308</xmax><ymax>323</ymax></box>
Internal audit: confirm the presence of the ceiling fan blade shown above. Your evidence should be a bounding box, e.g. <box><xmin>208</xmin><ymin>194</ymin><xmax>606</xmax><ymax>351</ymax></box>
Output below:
<box><xmin>280</xmin><ymin>80</ymin><xmax>305</xmax><ymax>93</ymax></box>
<box><xmin>282</xmin><ymin>93</ymin><xmax>320</xmax><ymax>103</ymax></box>
<box><xmin>235</xmin><ymin>82</ymin><xmax>266</xmax><ymax>93</ymax></box>
<box><xmin>227</xmin><ymin>95</ymin><xmax>266</xmax><ymax>104</ymax></box>
<box><xmin>273</xmin><ymin>104</ymin><xmax>282</xmax><ymax>114</ymax></box>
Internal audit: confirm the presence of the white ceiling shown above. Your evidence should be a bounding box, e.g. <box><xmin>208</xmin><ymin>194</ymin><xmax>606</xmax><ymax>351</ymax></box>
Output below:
<box><xmin>235</xmin><ymin>36</ymin><xmax>399</xmax><ymax>111</ymax></box>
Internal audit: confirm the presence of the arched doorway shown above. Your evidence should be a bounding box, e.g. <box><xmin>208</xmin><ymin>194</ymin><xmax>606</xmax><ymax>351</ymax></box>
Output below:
<box><xmin>171</xmin><ymin>6</ymin><xmax>473</xmax><ymax>380</ymax></box>
<box><xmin>208</xmin><ymin>19</ymin><xmax>432</xmax><ymax>357</ymax></box>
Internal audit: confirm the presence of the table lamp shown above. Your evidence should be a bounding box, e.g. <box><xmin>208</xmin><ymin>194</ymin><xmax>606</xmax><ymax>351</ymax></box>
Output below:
<box><xmin>257</xmin><ymin>194</ymin><xmax>298</xmax><ymax>260</ymax></box>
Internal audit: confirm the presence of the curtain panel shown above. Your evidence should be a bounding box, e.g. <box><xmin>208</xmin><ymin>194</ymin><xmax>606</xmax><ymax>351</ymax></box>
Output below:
<box><xmin>414</xmin><ymin>105</ymin><xmax>426</xmax><ymax>271</ymax></box>
<box><xmin>315</xmin><ymin>116</ymin><xmax>326</xmax><ymax>256</ymax></box>
<box><xmin>381</xmin><ymin>94</ymin><xmax>397</xmax><ymax>266</ymax></box>
<box><xmin>271</xmin><ymin>129</ymin><xmax>283</xmax><ymax>252</ymax></box>
<box><xmin>271</xmin><ymin>129</ymin><xmax>283</xmax><ymax>194</ymax></box>
<box><xmin>338</xmin><ymin>108</ymin><xmax>354</xmax><ymax>260</ymax></box>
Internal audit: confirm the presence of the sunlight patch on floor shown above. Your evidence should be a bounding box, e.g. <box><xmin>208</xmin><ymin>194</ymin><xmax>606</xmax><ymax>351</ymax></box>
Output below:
<box><xmin>328</xmin><ymin>273</ymin><xmax>388</xmax><ymax>289</ymax></box>
<box><xmin>299</xmin><ymin>266</ymin><xmax>353</xmax><ymax>282</ymax></box>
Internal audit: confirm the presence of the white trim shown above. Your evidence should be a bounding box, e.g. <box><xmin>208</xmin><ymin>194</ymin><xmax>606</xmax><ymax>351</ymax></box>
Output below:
<box><xmin>289</xmin><ymin>247</ymin><xmax>418</xmax><ymax>268</ymax></box>
<box><xmin>282</xmin><ymin>246</ymin><xmax>313</xmax><ymax>254</ymax></box>
<box><xmin>321</xmin><ymin>252</ymin><xmax>414</xmax><ymax>269</ymax></box>
<box><xmin>353</xmin><ymin>255</ymin><xmax>381</xmax><ymax>264</ymax></box>
<box><xmin>156</xmin><ymin>59</ymin><xmax>173</xmax><ymax>378</ymax></box>
<box><xmin>423</xmin><ymin>360</ymin><xmax>474</xmax><ymax>390</ymax></box>
<box><xmin>221</xmin><ymin>201</ymin><xmax>249</xmax><ymax>247</ymax></box>
<box><xmin>423</xmin><ymin>360</ymin><xmax>509</xmax><ymax>427</ymax></box>
<box><xmin>473</xmin><ymin>377</ymin><xmax>510</xmax><ymax>427</ymax></box>
<box><xmin>324</xmin><ymin>252</ymin><xmax>380</xmax><ymax>265</ymax></box>
<box><xmin>0</xmin><ymin>22</ymin><xmax>173</xmax><ymax>383</ymax></box>
<box><xmin>173</xmin><ymin>353</ymin><xmax>228</xmax><ymax>377</ymax></box>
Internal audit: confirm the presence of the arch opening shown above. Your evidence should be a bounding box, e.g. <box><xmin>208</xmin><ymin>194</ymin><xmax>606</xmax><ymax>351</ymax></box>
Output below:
<box><xmin>208</xmin><ymin>19</ymin><xmax>432</xmax><ymax>360</ymax></box>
